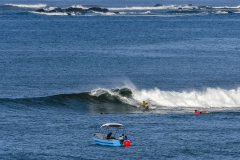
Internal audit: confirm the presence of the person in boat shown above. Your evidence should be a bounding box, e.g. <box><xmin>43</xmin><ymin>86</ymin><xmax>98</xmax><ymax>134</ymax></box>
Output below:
<box><xmin>107</xmin><ymin>132</ymin><xmax>112</xmax><ymax>139</ymax></box>
<box><xmin>119</xmin><ymin>134</ymin><xmax>124</xmax><ymax>144</ymax></box>
<box><xmin>107</xmin><ymin>132</ymin><xmax>115</xmax><ymax>139</ymax></box>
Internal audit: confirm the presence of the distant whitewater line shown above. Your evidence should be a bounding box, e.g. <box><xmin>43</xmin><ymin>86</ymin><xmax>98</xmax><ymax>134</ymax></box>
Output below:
<box><xmin>3</xmin><ymin>3</ymin><xmax>240</xmax><ymax>16</ymax></box>
<box><xmin>4</xmin><ymin>3</ymin><xmax>240</xmax><ymax>10</ymax></box>
<box><xmin>6</xmin><ymin>3</ymin><xmax>47</xmax><ymax>8</ymax></box>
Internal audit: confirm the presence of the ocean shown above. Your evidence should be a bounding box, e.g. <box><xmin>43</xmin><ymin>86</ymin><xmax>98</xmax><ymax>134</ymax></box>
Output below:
<box><xmin>0</xmin><ymin>0</ymin><xmax>240</xmax><ymax>159</ymax></box>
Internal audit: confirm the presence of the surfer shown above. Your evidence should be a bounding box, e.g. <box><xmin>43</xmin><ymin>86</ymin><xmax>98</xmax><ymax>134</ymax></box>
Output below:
<box><xmin>194</xmin><ymin>110</ymin><xmax>201</xmax><ymax>114</ymax></box>
<box><xmin>140</xmin><ymin>101</ymin><xmax>147</xmax><ymax>105</ymax></box>
<box><xmin>194</xmin><ymin>108</ymin><xmax>208</xmax><ymax>114</ymax></box>
<box><xmin>145</xmin><ymin>103</ymin><xmax>150</xmax><ymax>109</ymax></box>
<box><xmin>139</xmin><ymin>101</ymin><xmax>150</xmax><ymax>109</ymax></box>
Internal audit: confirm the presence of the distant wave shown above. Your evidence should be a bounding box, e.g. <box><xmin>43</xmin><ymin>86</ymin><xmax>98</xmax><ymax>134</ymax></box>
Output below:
<box><xmin>5</xmin><ymin>3</ymin><xmax>47</xmax><ymax>9</ymax></box>
<box><xmin>3</xmin><ymin>3</ymin><xmax>240</xmax><ymax>10</ymax></box>
<box><xmin>212</xmin><ymin>5</ymin><xmax>240</xmax><ymax>9</ymax></box>
<box><xmin>32</xmin><ymin>12</ymin><xmax>69</xmax><ymax>16</ymax></box>
<box><xmin>108</xmin><ymin>5</ymin><xmax>240</xmax><ymax>10</ymax></box>
<box><xmin>108</xmin><ymin>5</ymin><xmax>192</xmax><ymax>11</ymax></box>
<box><xmin>2</xmin><ymin>3</ymin><xmax>240</xmax><ymax>16</ymax></box>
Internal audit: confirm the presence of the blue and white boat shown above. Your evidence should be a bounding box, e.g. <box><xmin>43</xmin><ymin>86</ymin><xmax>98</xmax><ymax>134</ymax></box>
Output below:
<box><xmin>93</xmin><ymin>123</ymin><xmax>130</xmax><ymax>147</ymax></box>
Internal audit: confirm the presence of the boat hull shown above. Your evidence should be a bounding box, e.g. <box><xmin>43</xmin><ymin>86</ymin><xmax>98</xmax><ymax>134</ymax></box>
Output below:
<box><xmin>93</xmin><ymin>136</ymin><xmax>122</xmax><ymax>146</ymax></box>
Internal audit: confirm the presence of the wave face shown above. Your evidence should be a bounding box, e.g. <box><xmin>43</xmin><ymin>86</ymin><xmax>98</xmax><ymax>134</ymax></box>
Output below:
<box><xmin>1</xmin><ymin>87</ymin><xmax>240</xmax><ymax>113</ymax></box>
<box><xmin>2</xmin><ymin>3</ymin><xmax>240</xmax><ymax>16</ymax></box>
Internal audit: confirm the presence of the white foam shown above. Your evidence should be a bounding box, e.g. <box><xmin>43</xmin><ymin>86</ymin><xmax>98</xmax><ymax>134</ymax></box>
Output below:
<box><xmin>131</xmin><ymin>87</ymin><xmax>240</xmax><ymax>109</ymax></box>
<box><xmin>142</xmin><ymin>11</ymin><xmax>151</xmax><ymax>14</ymax></box>
<box><xmin>6</xmin><ymin>3</ymin><xmax>47</xmax><ymax>9</ymax></box>
<box><xmin>92</xmin><ymin>11</ymin><xmax>116</xmax><ymax>15</ymax></box>
<box><xmin>213</xmin><ymin>5</ymin><xmax>240</xmax><ymax>9</ymax></box>
<box><xmin>31</xmin><ymin>11</ymin><xmax>68</xmax><ymax>16</ymax></box>
<box><xmin>108</xmin><ymin>5</ymin><xmax>178</xmax><ymax>11</ymax></box>
<box><xmin>46</xmin><ymin>7</ymin><xmax>57</xmax><ymax>11</ymax></box>
<box><xmin>70</xmin><ymin>5</ymin><xmax>88</xmax><ymax>10</ymax></box>
<box><xmin>215</xmin><ymin>11</ymin><xmax>229</xmax><ymax>14</ymax></box>
<box><xmin>119</xmin><ymin>12</ymin><xmax>127</xmax><ymax>15</ymax></box>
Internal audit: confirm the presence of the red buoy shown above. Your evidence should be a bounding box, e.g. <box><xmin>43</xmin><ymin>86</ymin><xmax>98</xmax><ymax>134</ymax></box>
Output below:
<box><xmin>123</xmin><ymin>140</ymin><xmax>130</xmax><ymax>146</ymax></box>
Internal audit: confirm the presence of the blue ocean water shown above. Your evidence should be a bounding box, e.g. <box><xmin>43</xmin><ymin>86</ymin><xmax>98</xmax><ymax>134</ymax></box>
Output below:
<box><xmin>0</xmin><ymin>0</ymin><xmax>240</xmax><ymax>159</ymax></box>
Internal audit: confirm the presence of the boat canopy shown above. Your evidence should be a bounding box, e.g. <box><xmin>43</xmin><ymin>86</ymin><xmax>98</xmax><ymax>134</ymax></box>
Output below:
<box><xmin>100</xmin><ymin>123</ymin><xmax>124</xmax><ymax>128</ymax></box>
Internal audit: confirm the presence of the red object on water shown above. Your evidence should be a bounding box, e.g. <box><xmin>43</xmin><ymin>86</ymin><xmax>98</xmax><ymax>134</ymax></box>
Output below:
<box><xmin>123</xmin><ymin>140</ymin><xmax>130</xmax><ymax>146</ymax></box>
<box><xmin>195</xmin><ymin>110</ymin><xmax>201</xmax><ymax>114</ymax></box>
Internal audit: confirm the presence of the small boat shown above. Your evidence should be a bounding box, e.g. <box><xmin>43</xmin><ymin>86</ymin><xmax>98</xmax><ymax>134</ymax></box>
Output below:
<box><xmin>93</xmin><ymin>123</ymin><xmax>130</xmax><ymax>147</ymax></box>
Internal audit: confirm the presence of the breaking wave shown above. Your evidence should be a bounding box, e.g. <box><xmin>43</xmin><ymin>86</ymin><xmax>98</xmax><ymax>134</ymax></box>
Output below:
<box><xmin>5</xmin><ymin>3</ymin><xmax>47</xmax><ymax>9</ymax></box>
<box><xmin>1</xmin><ymin>86</ymin><xmax>240</xmax><ymax>112</ymax></box>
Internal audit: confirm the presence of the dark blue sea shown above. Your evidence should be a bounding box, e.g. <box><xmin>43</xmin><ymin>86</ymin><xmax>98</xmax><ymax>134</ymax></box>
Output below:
<box><xmin>1</xmin><ymin>0</ymin><xmax>240</xmax><ymax>159</ymax></box>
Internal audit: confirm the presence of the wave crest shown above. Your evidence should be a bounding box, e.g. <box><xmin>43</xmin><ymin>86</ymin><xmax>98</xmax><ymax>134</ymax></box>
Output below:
<box><xmin>6</xmin><ymin>3</ymin><xmax>47</xmax><ymax>9</ymax></box>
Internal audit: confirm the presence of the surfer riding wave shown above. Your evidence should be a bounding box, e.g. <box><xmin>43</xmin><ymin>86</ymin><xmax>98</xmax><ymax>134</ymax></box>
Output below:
<box><xmin>138</xmin><ymin>101</ymin><xmax>151</xmax><ymax>109</ymax></box>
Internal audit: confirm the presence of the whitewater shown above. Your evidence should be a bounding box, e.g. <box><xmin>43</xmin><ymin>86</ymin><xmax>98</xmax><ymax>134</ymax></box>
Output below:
<box><xmin>83</xmin><ymin>85</ymin><xmax>240</xmax><ymax>109</ymax></box>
